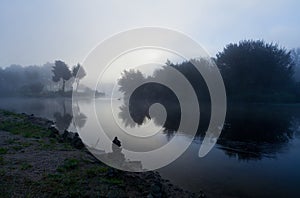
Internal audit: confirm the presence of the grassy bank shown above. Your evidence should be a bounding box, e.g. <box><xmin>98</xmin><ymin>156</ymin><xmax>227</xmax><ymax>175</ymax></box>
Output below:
<box><xmin>0</xmin><ymin>109</ymin><xmax>199</xmax><ymax>198</ymax></box>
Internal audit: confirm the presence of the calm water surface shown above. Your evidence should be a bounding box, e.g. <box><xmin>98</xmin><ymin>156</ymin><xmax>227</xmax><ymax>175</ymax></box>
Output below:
<box><xmin>0</xmin><ymin>97</ymin><xmax>300</xmax><ymax>198</ymax></box>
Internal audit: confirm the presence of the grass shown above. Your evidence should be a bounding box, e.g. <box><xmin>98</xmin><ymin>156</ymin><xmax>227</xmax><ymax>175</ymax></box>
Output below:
<box><xmin>57</xmin><ymin>158</ymin><xmax>80</xmax><ymax>172</ymax></box>
<box><xmin>49</xmin><ymin>138</ymin><xmax>56</xmax><ymax>144</ymax></box>
<box><xmin>20</xmin><ymin>142</ymin><xmax>32</xmax><ymax>147</ymax></box>
<box><xmin>5</xmin><ymin>138</ymin><xmax>19</xmax><ymax>144</ymax></box>
<box><xmin>41</xmin><ymin>173</ymin><xmax>85</xmax><ymax>197</ymax></box>
<box><xmin>40</xmin><ymin>162</ymin><xmax>122</xmax><ymax>197</ymax></box>
<box><xmin>0</xmin><ymin>121</ymin><xmax>51</xmax><ymax>138</ymax></box>
<box><xmin>0</xmin><ymin>156</ymin><xmax>5</xmax><ymax>165</ymax></box>
<box><xmin>0</xmin><ymin>110</ymin><xmax>25</xmax><ymax>118</ymax></box>
<box><xmin>102</xmin><ymin>178</ymin><xmax>124</xmax><ymax>185</ymax></box>
<box><xmin>0</xmin><ymin>109</ymin><xmax>51</xmax><ymax>138</ymax></box>
<box><xmin>85</xmin><ymin>166</ymin><xmax>109</xmax><ymax>177</ymax></box>
<box><xmin>0</xmin><ymin>147</ymin><xmax>8</xmax><ymax>154</ymax></box>
<box><xmin>0</xmin><ymin>109</ymin><xmax>132</xmax><ymax>197</ymax></box>
<box><xmin>38</xmin><ymin>142</ymin><xmax>54</xmax><ymax>150</ymax></box>
<box><xmin>61</xmin><ymin>142</ymin><xmax>74</xmax><ymax>150</ymax></box>
<box><xmin>12</xmin><ymin>145</ymin><xmax>23</xmax><ymax>151</ymax></box>
<box><xmin>0</xmin><ymin>174</ymin><xmax>38</xmax><ymax>198</ymax></box>
<box><xmin>20</xmin><ymin>162</ymin><xmax>33</xmax><ymax>170</ymax></box>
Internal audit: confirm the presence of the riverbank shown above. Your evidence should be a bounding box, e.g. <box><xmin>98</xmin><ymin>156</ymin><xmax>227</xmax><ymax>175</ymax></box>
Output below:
<box><xmin>0</xmin><ymin>109</ymin><xmax>203</xmax><ymax>197</ymax></box>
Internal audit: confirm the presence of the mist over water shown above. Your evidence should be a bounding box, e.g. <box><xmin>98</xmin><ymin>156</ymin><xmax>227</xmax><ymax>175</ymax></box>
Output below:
<box><xmin>1</xmin><ymin>1</ymin><xmax>300</xmax><ymax>197</ymax></box>
<box><xmin>1</xmin><ymin>97</ymin><xmax>300</xmax><ymax>197</ymax></box>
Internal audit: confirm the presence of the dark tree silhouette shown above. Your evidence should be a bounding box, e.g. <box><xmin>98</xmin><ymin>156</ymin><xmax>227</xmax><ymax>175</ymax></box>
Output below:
<box><xmin>52</xmin><ymin>60</ymin><xmax>72</xmax><ymax>93</ymax></box>
<box><xmin>72</xmin><ymin>63</ymin><xmax>86</xmax><ymax>91</ymax></box>
<box><xmin>117</xmin><ymin>59</ymin><xmax>212</xmax><ymax>134</ymax></box>
<box><xmin>216</xmin><ymin>40</ymin><xmax>296</xmax><ymax>102</ymax></box>
<box><xmin>118</xmin><ymin>69</ymin><xmax>146</xmax><ymax>99</ymax></box>
<box><xmin>291</xmin><ymin>48</ymin><xmax>300</xmax><ymax>82</ymax></box>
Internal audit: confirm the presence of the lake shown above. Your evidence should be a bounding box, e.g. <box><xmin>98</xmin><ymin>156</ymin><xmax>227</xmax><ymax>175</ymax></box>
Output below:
<box><xmin>0</xmin><ymin>97</ymin><xmax>300</xmax><ymax>198</ymax></box>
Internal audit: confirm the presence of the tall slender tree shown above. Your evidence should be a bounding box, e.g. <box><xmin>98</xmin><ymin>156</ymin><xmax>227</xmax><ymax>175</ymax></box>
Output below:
<box><xmin>72</xmin><ymin>63</ymin><xmax>86</xmax><ymax>91</ymax></box>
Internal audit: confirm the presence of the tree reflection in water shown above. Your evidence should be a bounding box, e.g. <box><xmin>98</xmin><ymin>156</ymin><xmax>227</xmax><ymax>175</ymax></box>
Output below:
<box><xmin>117</xmin><ymin>66</ymin><xmax>300</xmax><ymax>161</ymax></box>
<box><xmin>53</xmin><ymin>98</ymin><xmax>87</xmax><ymax>134</ymax></box>
<box><xmin>53</xmin><ymin>99</ymin><xmax>73</xmax><ymax>134</ymax></box>
<box><xmin>118</xmin><ymin>88</ymin><xmax>299</xmax><ymax>160</ymax></box>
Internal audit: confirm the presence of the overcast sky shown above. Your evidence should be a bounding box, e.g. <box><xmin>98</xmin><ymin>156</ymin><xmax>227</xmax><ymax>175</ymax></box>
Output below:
<box><xmin>0</xmin><ymin>0</ymin><xmax>300</xmax><ymax>68</ymax></box>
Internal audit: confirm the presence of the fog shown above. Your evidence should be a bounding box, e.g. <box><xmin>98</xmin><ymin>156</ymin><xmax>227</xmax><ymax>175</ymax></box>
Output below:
<box><xmin>1</xmin><ymin>0</ymin><xmax>300</xmax><ymax>67</ymax></box>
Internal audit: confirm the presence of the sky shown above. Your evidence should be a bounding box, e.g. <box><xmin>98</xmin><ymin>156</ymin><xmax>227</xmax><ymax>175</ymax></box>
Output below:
<box><xmin>0</xmin><ymin>0</ymin><xmax>300</xmax><ymax>68</ymax></box>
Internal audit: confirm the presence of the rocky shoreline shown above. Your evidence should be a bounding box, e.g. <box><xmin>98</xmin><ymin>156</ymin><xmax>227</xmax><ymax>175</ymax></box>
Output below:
<box><xmin>0</xmin><ymin>109</ymin><xmax>204</xmax><ymax>198</ymax></box>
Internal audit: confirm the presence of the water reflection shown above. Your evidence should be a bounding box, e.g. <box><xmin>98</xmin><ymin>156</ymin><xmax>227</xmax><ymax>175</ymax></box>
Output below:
<box><xmin>118</xmin><ymin>92</ymin><xmax>300</xmax><ymax>160</ymax></box>
<box><xmin>118</xmin><ymin>81</ymin><xmax>211</xmax><ymax>135</ymax></box>
<box><xmin>1</xmin><ymin>97</ymin><xmax>300</xmax><ymax>197</ymax></box>
<box><xmin>0</xmin><ymin>97</ymin><xmax>87</xmax><ymax>134</ymax></box>
<box><xmin>118</xmin><ymin>83</ymin><xmax>181</xmax><ymax>131</ymax></box>
<box><xmin>72</xmin><ymin>101</ymin><xmax>87</xmax><ymax>129</ymax></box>
<box><xmin>0</xmin><ymin>97</ymin><xmax>298</xmax><ymax>161</ymax></box>
<box><xmin>218</xmin><ymin>105</ymin><xmax>296</xmax><ymax>160</ymax></box>
<box><xmin>53</xmin><ymin>112</ymin><xmax>72</xmax><ymax>134</ymax></box>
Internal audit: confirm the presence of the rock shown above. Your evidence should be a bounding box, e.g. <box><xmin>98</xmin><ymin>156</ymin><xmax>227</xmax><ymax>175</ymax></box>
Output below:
<box><xmin>62</xmin><ymin>131</ymin><xmax>68</xmax><ymax>140</ymax></box>
<box><xmin>198</xmin><ymin>191</ymin><xmax>206</xmax><ymax>198</ymax></box>
<box><xmin>62</xmin><ymin>130</ymin><xmax>74</xmax><ymax>141</ymax></box>
<box><xmin>147</xmin><ymin>194</ymin><xmax>154</xmax><ymax>198</ymax></box>
<box><xmin>106</xmin><ymin>168</ymin><xmax>115</xmax><ymax>177</ymax></box>
<box><xmin>145</xmin><ymin>172</ymin><xmax>156</xmax><ymax>180</ymax></box>
<box><xmin>150</xmin><ymin>183</ymin><xmax>162</xmax><ymax>198</ymax></box>
<box><xmin>72</xmin><ymin>136</ymin><xmax>84</xmax><ymax>149</ymax></box>
<box><xmin>48</xmin><ymin>132</ymin><xmax>56</xmax><ymax>138</ymax></box>
<box><xmin>151</xmin><ymin>184</ymin><xmax>160</xmax><ymax>193</ymax></box>
<box><xmin>106</xmin><ymin>190</ymin><xmax>119</xmax><ymax>198</ymax></box>
<box><xmin>48</xmin><ymin>126</ymin><xmax>59</xmax><ymax>134</ymax></box>
<box><xmin>107</xmin><ymin>188</ymin><xmax>126</xmax><ymax>198</ymax></box>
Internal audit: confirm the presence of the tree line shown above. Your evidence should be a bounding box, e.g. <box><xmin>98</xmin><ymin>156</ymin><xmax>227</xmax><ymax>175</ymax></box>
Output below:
<box><xmin>216</xmin><ymin>40</ymin><xmax>299</xmax><ymax>102</ymax></box>
<box><xmin>0</xmin><ymin>60</ymin><xmax>86</xmax><ymax>97</ymax></box>
<box><xmin>119</xmin><ymin>40</ymin><xmax>300</xmax><ymax>104</ymax></box>
<box><xmin>117</xmin><ymin>40</ymin><xmax>300</xmax><ymax>152</ymax></box>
